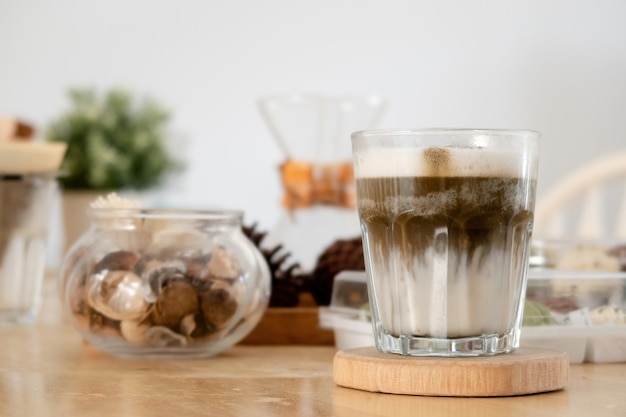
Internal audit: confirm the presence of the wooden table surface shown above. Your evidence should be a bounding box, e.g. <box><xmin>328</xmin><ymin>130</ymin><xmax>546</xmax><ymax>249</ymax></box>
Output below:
<box><xmin>1</xmin><ymin>278</ymin><xmax>625</xmax><ymax>417</ymax></box>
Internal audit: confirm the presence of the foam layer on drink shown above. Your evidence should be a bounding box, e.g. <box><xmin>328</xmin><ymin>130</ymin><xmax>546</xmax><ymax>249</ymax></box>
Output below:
<box><xmin>354</xmin><ymin>146</ymin><xmax>533</xmax><ymax>179</ymax></box>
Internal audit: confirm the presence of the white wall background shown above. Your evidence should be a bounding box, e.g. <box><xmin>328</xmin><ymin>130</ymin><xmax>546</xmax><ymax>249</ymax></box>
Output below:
<box><xmin>1</xmin><ymin>0</ymin><xmax>625</xmax><ymax>233</ymax></box>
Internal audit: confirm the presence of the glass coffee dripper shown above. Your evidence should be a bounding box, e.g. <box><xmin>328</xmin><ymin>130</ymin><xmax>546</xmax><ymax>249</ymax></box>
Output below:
<box><xmin>258</xmin><ymin>94</ymin><xmax>387</xmax><ymax>272</ymax></box>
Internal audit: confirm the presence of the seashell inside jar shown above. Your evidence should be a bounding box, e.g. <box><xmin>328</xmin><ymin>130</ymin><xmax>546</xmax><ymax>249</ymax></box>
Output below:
<box><xmin>58</xmin><ymin>206</ymin><xmax>271</xmax><ymax>358</ymax></box>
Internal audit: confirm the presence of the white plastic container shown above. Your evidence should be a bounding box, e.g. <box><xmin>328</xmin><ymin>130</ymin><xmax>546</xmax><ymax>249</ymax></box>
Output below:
<box><xmin>523</xmin><ymin>239</ymin><xmax>626</xmax><ymax>363</ymax></box>
<box><xmin>318</xmin><ymin>271</ymin><xmax>373</xmax><ymax>350</ymax></box>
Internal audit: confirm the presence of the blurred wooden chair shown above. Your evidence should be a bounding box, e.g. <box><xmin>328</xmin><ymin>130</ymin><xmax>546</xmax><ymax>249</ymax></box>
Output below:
<box><xmin>534</xmin><ymin>150</ymin><xmax>626</xmax><ymax>240</ymax></box>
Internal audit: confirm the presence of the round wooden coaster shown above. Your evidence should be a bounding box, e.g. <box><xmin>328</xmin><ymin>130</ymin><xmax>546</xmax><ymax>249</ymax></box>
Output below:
<box><xmin>333</xmin><ymin>346</ymin><xmax>568</xmax><ymax>397</ymax></box>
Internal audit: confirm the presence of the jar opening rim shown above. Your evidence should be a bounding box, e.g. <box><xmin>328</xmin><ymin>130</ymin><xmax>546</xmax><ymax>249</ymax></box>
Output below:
<box><xmin>87</xmin><ymin>208</ymin><xmax>244</xmax><ymax>221</ymax></box>
<box><xmin>351</xmin><ymin>127</ymin><xmax>541</xmax><ymax>140</ymax></box>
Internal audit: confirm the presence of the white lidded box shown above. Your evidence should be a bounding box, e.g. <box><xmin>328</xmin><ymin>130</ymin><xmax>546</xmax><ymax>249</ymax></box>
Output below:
<box><xmin>318</xmin><ymin>271</ymin><xmax>373</xmax><ymax>350</ymax></box>
<box><xmin>320</xmin><ymin>239</ymin><xmax>626</xmax><ymax>363</ymax></box>
<box><xmin>523</xmin><ymin>239</ymin><xmax>626</xmax><ymax>363</ymax></box>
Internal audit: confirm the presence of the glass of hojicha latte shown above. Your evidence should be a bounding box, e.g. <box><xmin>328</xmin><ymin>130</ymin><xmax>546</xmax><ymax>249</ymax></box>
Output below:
<box><xmin>351</xmin><ymin>129</ymin><xmax>540</xmax><ymax>356</ymax></box>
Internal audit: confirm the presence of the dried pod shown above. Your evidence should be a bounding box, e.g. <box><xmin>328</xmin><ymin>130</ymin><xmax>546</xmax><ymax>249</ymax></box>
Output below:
<box><xmin>181</xmin><ymin>312</ymin><xmax>214</xmax><ymax>338</ymax></box>
<box><xmin>200</xmin><ymin>288</ymin><xmax>238</xmax><ymax>329</ymax></box>
<box><xmin>79</xmin><ymin>307</ymin><xmax>122</xmax><ymax>337</ymax></box>
<box><xmin>140</xmin><ymin>259</ymin><xmax>187</xmax><ymax>302</ymax></box>
<box><xmin>208</xmin><ymin>247</ymin><xmax>239</xmax><ymax>279</ymax></box>
<box><xmin>180</xmin><ymin>313</ymin><xmax>197</xmax><ymax>337</ymax></box>
<box><xmin>185</xmin><ymin>258</ymin><xmax>210</xmax><ymax>280</ymax></box>
<box><xmin>133</xmin><ymin>253</ymin><xmax>156</xmax><ymax>275</ymax></box>
<box><xmin>208</xmin><ymin>277</ymin><xmax>231</xmax><ymax>292</ymax></box>
<box><xmin>87</xmin><ymin>270</ymin><xmax>149</xmax><ymax>321</ymax></box>
<box><xmin>146</xmin><ymin>326</ymin><xmax>187</xmax><ymax>347</ymax></box>
<box><xmin>120</xmin><ymin>320</ymin><xmax>150</xmax><ymax>345</ymax></box>
<box><xmin>152</xmin><ymin>280</ymin><xmax>199</xmax><ymax>329</ymax></box>
<box><xmin>94</xmin><ymin>251</ymin><xmax>139</xmax><ymax>273</ymax></box>
<box><xmin>185</xmin><ymin>256</ymin><xmax>214</xmax><ymax>292</ymax></box>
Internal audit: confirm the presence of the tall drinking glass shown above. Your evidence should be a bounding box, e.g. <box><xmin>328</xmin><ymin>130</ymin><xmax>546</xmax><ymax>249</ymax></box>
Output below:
<box><xmin>351</xmin><ymin>129</ymin><xmax>540</xmax><ymax>356</ymax></box>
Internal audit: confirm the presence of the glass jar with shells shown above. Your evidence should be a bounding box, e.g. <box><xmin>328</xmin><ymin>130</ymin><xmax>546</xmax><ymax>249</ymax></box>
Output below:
<box><xmin>57</xmin><ymin>198</ymin><xmax>271</xmax><ymax>358</ymax></box>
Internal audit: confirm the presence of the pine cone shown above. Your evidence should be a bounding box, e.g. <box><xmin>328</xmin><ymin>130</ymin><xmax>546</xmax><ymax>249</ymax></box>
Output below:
<box><xmin>310</xmin><ymin>236</ymin><xmax>365</xmax><ymax>306</ymax></box>
<box><xmin>242</xmin><ymin>223</ymin><xmax>309</xmax><ymax>307</ymax></box>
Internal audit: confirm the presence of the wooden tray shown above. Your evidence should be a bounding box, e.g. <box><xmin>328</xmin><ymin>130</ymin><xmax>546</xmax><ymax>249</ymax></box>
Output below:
<box><xmin>240</xmin><ymin>307</ymin><xmax>335</xmax><ymax>345</ymax></box>
<box><xmin>333</xmin><ymin>346</ymin><xmax>568</xmax><ymax>397</ymax></box>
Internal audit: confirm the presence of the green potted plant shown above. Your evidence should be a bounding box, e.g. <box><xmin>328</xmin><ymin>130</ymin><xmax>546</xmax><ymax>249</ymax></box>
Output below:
<box><xmin>47</xmin><ymin>87</ymin><xmax>180</xmax><ymax>191</ymax></box>
<box><xmin>47</xmin><ymin>87</ymin><xmax>183</xmax><ymax>250</ymax></box>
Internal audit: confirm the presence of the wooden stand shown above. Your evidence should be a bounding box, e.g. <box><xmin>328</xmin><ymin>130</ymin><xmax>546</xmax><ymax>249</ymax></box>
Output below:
<box><xmin>333</xmin><ymin>346</ymin><xmax>568</xmax><ymax>397</ymax></box>
<box><xmin>240</xmin><ymin>307</ymin><xmax>334</xmax><ymax>345</ymax></box>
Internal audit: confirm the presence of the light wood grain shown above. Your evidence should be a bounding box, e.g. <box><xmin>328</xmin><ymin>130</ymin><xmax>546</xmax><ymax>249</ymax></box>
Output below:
<box><xmin>0</xmin><ymin>277</ymin><xmax>624</xmax><ymax>417</ymax></box>
<box><xmin>333</xmin><ymin>346</ymin><xmax>569</xmax><ymax>397</ymax></box>
<box><xmin>240</xmin><ymin>307</ymin><xmax>335</xmax><ymax>345</ymax></box>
